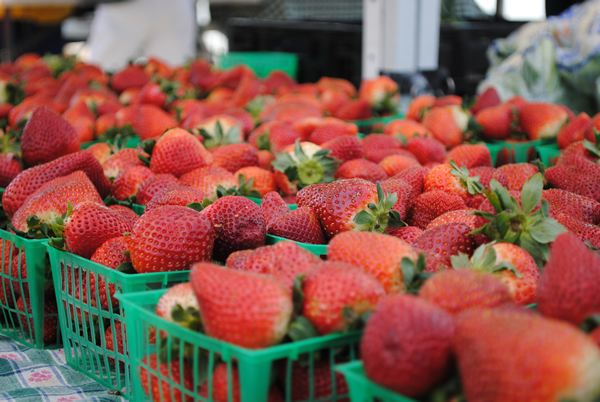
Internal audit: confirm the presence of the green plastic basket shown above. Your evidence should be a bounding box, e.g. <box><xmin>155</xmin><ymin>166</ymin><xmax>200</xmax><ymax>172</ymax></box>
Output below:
<box><xmin>82</xmin><ymin>136</ymin><xmax>141</xmax><ymax>150</ymax></box>
<box><xmin>47</xmin><ymin>246</ymin><xmax>190</xmax><ymax>400</ymax></box>
<box><xmin>114</xmin><ymin>201</ymin><xmax>146</xmax><ymax>216</ymax></box>
<box><xmin>486</xmin><ymin>138</ymin><xmax>555</xmax><ymax>165</ymax></box>
<box><xmin>118</xmin><ymin>289</ymin><xmax>361</xmax><ymax>402</ymax></box>
<box><xmin>335</xmin><ymin>361</ymin><xmax>417</xmax><ymax>402</ymax></box>
<box><xmin>535</xmin><ymin>144</ymin><xmax>561</xmax><ymax>167</ymax></box>
<box><xmin>265</xmin><ymin>234</ymin><xmax>327</xmax><ymax>257</ymax></box>
<box><xmin>218</xmin><ymin>52</ymin><xmax>299</xmax><ymax>79</ymax></box>
<box><xmin>244</xmin><ymin>196</ymin><xmax>298</xmax><ymax>211</ymax></box>
<box><xmin>0</xmin><ymin>231</ymin><xmax>61</xmax><ymax>349</ymax></box>
<box><xmin>352</xmin><ymin>115</ymin><xmax>402</xmax><ymax>134</ymax></box>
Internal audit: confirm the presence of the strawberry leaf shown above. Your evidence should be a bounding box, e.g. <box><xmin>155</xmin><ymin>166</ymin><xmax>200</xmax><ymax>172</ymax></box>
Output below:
<box><xmin>288</xmin><ymin>316</ymin><xmax>319</xmax><ymax>342</ymax></box>
<box><xmin>520</xmin><ymin>173</ymin><xmax>543</xmax><ymax>215</ymax></box>
<box><xmin>116</xmin><ymin>262</ymin><xmax>136</xmax><ymax>274</ymax></box>
<box><xmin>584</xmin><ymin>139</ymin><xmax>600</xmax><ymax>159</ymax></box>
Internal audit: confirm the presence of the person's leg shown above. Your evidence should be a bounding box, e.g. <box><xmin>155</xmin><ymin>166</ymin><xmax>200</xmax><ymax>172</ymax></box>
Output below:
<box><xmin>87</xmin><ymin>0</ymin><xmax>149</xmax><ymax>71</ymax></box>
<box><xmin>143</xmin><ymin>0</ymin><xmax>197</xmax><ymax>66</ymax></box>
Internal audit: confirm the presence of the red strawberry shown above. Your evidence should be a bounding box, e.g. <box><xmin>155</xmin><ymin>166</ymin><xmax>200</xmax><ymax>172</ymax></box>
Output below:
<box><xmin>555</xmin><ymin>213</ymin><xmax>600</xmax><ymax>248</ymax></box>
<box><xmin>497</xmin><ymin>163</ymin><xmax>539</xmax><ymax>191</ymax></box>
<box><xmin>137</xmin><ymin>82</ymin><xmax>168</xmax><ymax>108</ymax></box>
<box><xmin>387</xmin><ymin>225</ymin><xmax>423</xmax><ymax>243</ymax></box>
<box><xmin>519</xmin><ymin>102</ymin><xmax>569</xmax><ymax>140</ymax></box>
<box><xmin>424</xmin><ymin>162</ymin><xmax>484</xmax><ymax>203</ymax></box>
<box><xmin>545</xmin><ymin>159</ymin><xmax>600</xmax><ymax>202</ymax></box>
<box><xmin>140</xmin><ymin>354</ymin><xmax>193</xmax><ymax>402</ymax></box>
<box><xmin>254</xmin><ymin>121</ymin><xmax>301</xmax><ymax>153</ymax></box>
<box><xmin>90</xmin><ymin>236</ymin><xmax>131</xmax><ymax>311</ymax></box>
<box><xmin>21</xmin><ymin>106</ymin><xmax>80</xmax><ymax>166</ymax></box>
<box><xmin>366</xmin><ymin>148</ymin><xmax>414</xmax><ymax>164</ymax></box>
<box><xmin>234</xmin><ymin>166</ymin><xmax>276</xmax><ymax>197</ymax></box>
<box><xmin>190</xmin><ymin>262</ymin><xmax>293</xmax><ymax>348</ymax></box>
<box><xmin>317</xmin><ymin>77</ymin><xmax>357</xmax><ymax>96</ymax></box>
<box><xmin>392</xmin><ymin>165</ymin><xmax>427</xmax><ymax>199</ymax></box>
<box><xmin>223</xmin><ymin>108</ymin><xmax>255</xmax><ymax>136</ymax></box>
<box><xmin>137</xmin><ymin>104</ymin><xmax>179</xmax><ymax>141</ymax></box>
<box><xmin>179</xmin><ymin>166</ymin><xmax>236</xmax><ymax>201</ymax></box>
<box><xmin>104</xmin><ymin>320</ymin><xmax>125</xmax><ymax>371</ymax></box>
<box><xmin>211</xmin><ymin>143</ymin><xmax>259</xmax><ymax>173</ymax></box>
<box><xmin>225</xmin><ymin>249</ymin><xmax>254</xmax><ymax>270</ymax></box>
<box><xmin>150</xmin><ymin>128</ymin><xmax>213</xmax><ymax>177</ymax></box>
<box><xmin>405</xmin><ymin>137</ymin><xmax>446</xmax><ymax>165</ymax></box>
<box><xmin>202</xmin><ymin>196</ymin><xmax>266</xmax><ymax>262</ymax></box>
<box><xmin>110</xmin><ymin>65</ymin><xmax>149</xmax><ymax>93</ymax></box>
<box><xmin>557</xmin><ymin>112</ymin><xmax>591</xmax><ymax>149</ymax></box>
<box><xmin>361</xmin><ymin>134</ymin><xmax>403</xmax><ymax>154</ymax></box>
<box><xmin>111</xmin><ymin>166</ymin><xmax>154</xmax><ymax>201</ymax></box>
<box><xmin>333</xmin><ymin>99</ymin><xmax>372</xmax><ymax>120</ymax></box>
<box><xmin>268</xmin><ymin>206</ymin><xmax>325</xmax><ymax>244</ymax></box>
<box><xmin>308</xmin><ymin>123</ymin><xmax>356</xmax><ymax>145</ymax></box>
<box><xmin>543</xmin><ymin>188</ymin><xmax>600</xmax><ymax>224</ymax></box>
<box><xmin>470</xmin><ymin>86</ymin><xmax>501</xmax><ymax>115</ymax></box>
<box><xmin>454</xmin><ymin>308</ymin><xmax>600</xmax><ymax>402</ymax></box>
<box><xmin>321</xmin><ymin>134</ymin><xmax>363</xmax><ymax>162</ymax></box>
<box><xmin>537</xmin><ymin>232</ymin><xmax>600</xmax><ymax>324</ymax></box>
<box><xmin>328</xmin><ymin>231</ymin><xmax>417</xmax><ymax>294</ymax></box>
<box><xmin>260</xmin><ymin>191</ymin><xmax>290</xmax><ymax>229</ymax></box>
<box><xmin>433</xmin><ymin>95</ymin><xmax>462</xmax><ymax>108</ymax></box>
<box><xmin>0</xmin><ymin>153</ymin><xmax>22</xmax><ymax>188</ymax></box>
<box><xmin>469</xmin><ymin>166</ymin><xmax>508</xmax><ymax>188</ymax></box>
<box><xmin>591</xmin><ymin>328</ymin><xmax>600</xmax><ymax>349</ymax></box>
<box><xmin>335</xmin><ymin>159</ymin><xmax>387</xmax><ymax>182</ymax></box>
<box><xmin>445</xmin><ymin>143</ymin><xmax>492</xmax><ymax>169</ymax></box>
<box><xmin>144</xmin><ymin>185</ymin><xmax>206</xmax><ymax>213</ymax></box>
<box><xmin>406</xmin><ymin>94</ymin><xmax>435</xmax><ymax>121</ymax></box>
<box><xmin>16</xmin><ymin>292</ymin><xmax>58</xmax><ymax>345</ymax></box>
<box><xmin>561</xmin><ymin>140</ymin><xmax>598</xmax><ymax>163</ymax></box>
<box><xmin>321</xmin><ymin>88</ymin><xmax>350</xmax><ymax>115</ymax></box>
<box><xmin>282</xmin><ymin>360</ymin><xmax>348</xmax><ymax>402</ymax></box>
<box><xmin>420</xmin><ymin>269</ymin><xmax>513</xmax><ymax>315</ymax></box>
<box><xmin>258</xmin><ymin>150</ymin><xmax>274</xmax><ymax>171</ymax></box>
<box><xmin>155</xmin><ymin>282</ymin><xmax>200</xmax><ymax>331</ymax></box>
<box><xmin>84</xmin><ymin>142</ymin><xmax>111</xmax><ymax>165</ymax></box>
<box><xmin>303</xmin><ymin>261</ymin><xmax>385</xmax><ymax>335</ymax></box>
<box><xmin>128</xmin><ymin>205</ymin><xmax>214</xmax><ymax>273</ymax></box>
<box><xmin>476</xmin><ymin>103</ymin><xmax>516</xmax><ymax>140</ymax></box>
<box><xmin>361</xmin><ymin>294</ymin><xmax>455</xmax><ymax>397</ymax></box>
<box><xmin>295</xmin><ymin>183</ymin><xmax>328</xmax><ymax>211</ymax></box>
<box><xmin>407</xmin><ymin>190</ymin><xmax>466</xmax><ymax>229</ymax></box>
<box><xmin>413</xmin><ymin>222</ymin><xmax>475</xmax><ymax>262</ymax></box>
<box><xmin>421</xmin><ymin>106</ymin><xmax>467</xmax><ymax>149</ymax></box>
<box><xmin>380</xmin><ymin>177</ymin><xmax>418</xmax><ymax>220</ymax></box>
<box><xmin>384</xmin><ymin>118</ymin><xmax>430</xmax><ymax>141</ymax></box>
<box><xmin>426</xmin><ymin>208</ymin><xmax>486</xmax><ymax>231</ymax></box>
<box><xmin>107</xmin><ymin>205</ymin><xmax>140</xmax><ymax>225</ymax></box>
<box><xmin>200</xmin><ymin>363</ymin><xmax>284</xmax><ymax>402</ymax></box>
<box><xmin>135</xmin><ymin>174</ymin><xmax>179</xmax><ymax>206</ymax></box>
<box><xmin>102</xmin><ymin>148</ymin><xmax>147</xmax><ymax>180</ymax></box>
<box><xmin>379</xmin><ymin>154</ymin><xmax>420</xmax><ymax>177</ymax></box>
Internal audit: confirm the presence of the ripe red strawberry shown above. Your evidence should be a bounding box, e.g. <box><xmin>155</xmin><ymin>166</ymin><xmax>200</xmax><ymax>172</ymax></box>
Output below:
<box><xmin>137</xmin><ymin>82</ymin><xmax>168</xmax><ymax>108</ymax></box>
<box><xmin>425</xmin><ymin>208</ymin><xmax>485</xmax><ymax>230</ymax></box>
<box><xmin>107</xmin><ymin>205</ymin><xmax>140</xmax><ymax>226</ymax></box>
<box><xmin>475</xmin><ymin>103</ymin><xmax>516</xmax><ymax>140</ymax></box>
<box><xmin>366</xmin><ymin>148</ymin><xmax>415</xmax><ymax>164</ymax></box>
<box><xmin>321</xmin><ymin>134</ymin><xmax>363</xmax><ymax>162</ymax></box>
<box><xmin>234</xmin><ymin>166</ymin><xmax>276</xmax><ymax>197</ymax></box>
<box><xmin>545</xmin><ymin>159</ymin><xmax>600</xmax><ymax>202</ymax></box>
<box><xmin>470</xmin><ymin>86</ymin><xmax>501</xmax><ymax>115</ymax></box>
<box><xmin>328</xmin><ymin>231</ymin><xmax>417</xmax><ymax>293</ymax></box>
<box><xmin>104</xmin><ymin>320</ymin><xmax>125</xmax><ymax>371</ymax></box>
<box><xmin>254</xmin><ymin>121</ymin><xmax>301</xmax><ymax>153</ymax></box>
<box><xmin>361</xmin><ymin>134</ymin><xmax>403</xmax><ymax>154</ymax></box>
<box><xmin>295</xmin><ymin>183</ymin><xmax>328</xmax><ymax>211</ymax></box>
<box><xmin>225</xmin><ymin>249</ymin><xmax>254</xmax><ymax>270</ymax></box>
<box><xmin>333</xmin><ymin>99</ymin><xmax>372</xmax><ymax>120</ymax></box>
<box><xmin>557</xmin><ymin>112</ymin><xmax>591</xmax><ymax>149</ymax></box>
<box><xmin>361</xmin><ymin>294</ymin><xmax>455</xmax><ymax>397</ymax></box>
<box><xmin>111</xmin><ymin>166</ymin><xmax>154</xmax><ymax>201</ymax></box>
<box><xmin>379</xmin><ymin>154</ymin><xmax>420</xmax><ymax>177</ymax></box>
<box><xmin>282</xmin><ymin>360</ymin><xmax>348</xmax><ymax>402</ymax></box>
<box><xmin>90</xmin><ymin>236</ymin><xmax>131</xmax><ymax>310</ymax></box>
<box><xmin>407</xmin><ymin>190</ymin><xmax>467</xmax><ymax>229</ymax></box>
<box><xmin>16</xmin><ymin>292</ymin><xmax>58</xmax><ymax>345</ymax></box>
<box><xmin>211</xmin><ymin>143</ymin><xmax>259</xmax><ymax>173</ymax></box>
<box><xmin>11</xmin><ymin>171</ymin><xmax>103</xmax><ymax>233</ymax></box>
<box><xmin>144</xmin><ymin>185</ymin><xmax>206</xmax><ymax>213</ymax></box>
<box><xmin>128</xmin><ymin>205</ymin><xmax>213</xmax><ymax>273</ymax></box>
<box><xmin>454</xmin><ymin>308</ymin><xmax>600</xmax><ymax>402</ymax></box>
<box><xmin>135</xmin><ymin>174</ymin><xmax>179</xmax><ymax>206</ymax></box>
<box><xmin>384</xmin><ymin>118</ymin><xmax>430</xmax><ymax>141</ymax></box>
<box><xmin>21</xmin><ymin>106</ymin><xmax>80</xmax><ymax>166</ymax></box>
<box><xmin>140</xmin><ymin>354</ymin><xmax>193</xmax><ymax>402</ymax></box>
<box><xmin>102</xmin><ymin>148</ymin><xmax>147</xmax><ymax>180</ymax></box>
<box><xmin>359</xmin><ymin>76</ymin><xmax>399</xmax><ymax>110</ymax></box>
<box><xmin>137</xmin><ymin>104</ymin><xmax>179</xmax><ymax>141</ymax></box>
<box><xmin>468</xmin><ymin>166</ymin><xmax>509</xmax><ymax>204</ymax></box>
<box><xmin>84</xmin><ymin>142</ymin><xmax>111</xmax><ymax>165</ymax></box>
<box><xmin>519</xmin><ymin>102</ymin><xmax>569</xmax><ymax>140</ymax></box>
<box><xmin>111</xmin><ymin>65</ymin><xmax>149</xmax><ymax>93</ymax></box>
<box><xmin>190</xmin><ymin>262</ymin><xmax>293</xmax><ymax>348</ymax></box>
<box><xmin>258</xmin><ymin>150</ymin><xmax>274</xmax><ymax>171</ymax></box>
<box><xmin>414</xmin><ymin>222</ymin><xmax>475</xmax><ymax>262</ymax></box>
<box><xmin>555</xmin><ymin>213</ymin><xmax>600</xmax><ymax>248</ymax></box>
<box><xmin>303</xmin><ymin>261</ymin><xmax>385</xmax><ymax>335</ymax></box>
<box><xmin>421</xmin><ymin>269</ymin><xmax>513</xmax><ymax>315</ymax></box>
<box><xmin>223</xmin><ymin>108</ymin><xmax>254</xmax><ymax>137</ymax></box>
<box><xmin>424</xmin><ymin>162</ymin><xmax>484</xmax><ymax>203</ymax></box>
<box><xmin>260</xmin><ymin>191</ymin><xmax>290</xmax><ymax>229</ymax></box>
<box><xmin>405</xmin><ymin>137</ymin><xmax>446</xmax><ymax>165</ymax></box>
<box><xmin>155</xmin><ymin>282</ymin><xmax>200</xmax><ymax>331</ymax></box>
<box><xmin>321</xmin><ymin>88</ymin><xmax>350</xmax><ymax>115</ymax></box>
<box><xmin>497</xmin><ymin>163</ymin><xmax>539</xmax><ymax>191</ymax></box>
<box><xmin>537</xmin><ymin>232</ymin><xmax>600</xmax><ymax>325</ymax></box>
<box><xmin>445</xmin><ymin>143</ymin><xmax>492</xmax><ymax>168</ymax></box>
<box><xmin>387</xmin><ymin>225</ymin><xmax>423</xmax><ymax>243</ymax></box>
<box><xmin>591</xmin><ymin>328</ymin><xmax>600</xmax><ymax>349</ymax></box>
<box><xmin>380</xmin><ymin>177</ymin><xmax>418</xmax><ymax>220</ymax></box>
<box><xmin>179</xmin><ymin>166</ymin><xmax>236</xmax><ymax>201</ymax></box>
<box><xmin>433</xmin><ymin>95</ymin><xmax>462</xmax><ymax>108</ymax></box>
<box><xmin>268</xmin><ymin>206</ymin><xmax>325</xmax><ymax>244</ymax></box>
<box><xmin>150</xmin><ymin>128</ymin><xmax>213</xmax><ymax>177</ymax></box>
<box><xmin>421</xmin><ymin>106</ymin><xmax>467</xmax><ymax>149</ymax></box>
<box><xmin>200</xmin><ymin>363</ymin><xmax>284</xmax><ymax>402</ymax></box>
<box><xmin>543</xmin><ymin>188</ymin><xmax>600</xmax><ymax>224</ymax></box>
<box><xmin>308</xmin><ymin>123</ymin><xmax>356</xmax><ymax>145</ymax></box>
<box><xmin>202</xmin><ymin>196</ymin><xmax>266</xmax><ymax>262</ymax></box>
<box><xmin>0</xmin><ymin>153</ymin><xmax>23</xmax><ymax>188</ymax></box>
<box><xmin>335</xmin><ymin>159</ymin><xmax>387</xmax><ymax>182</ymax></box>
<box><xmin>560</xmin><ymin>140</ymin><xmax>598</xmax><ymax>163</ymax></box>
<box><xmin>317</xmin><ymin>76</ymin><xmax>357</xmax><ymax>96</ymax></box>
<box><xmin>392</xmin><ymin>165</ymin><xmax>427</xmax><ymax>199</ymax></box>
<box><xmin>406</xmin><ymin>94</ymin><xmax>435</xmax><ymax>121</ymax></box>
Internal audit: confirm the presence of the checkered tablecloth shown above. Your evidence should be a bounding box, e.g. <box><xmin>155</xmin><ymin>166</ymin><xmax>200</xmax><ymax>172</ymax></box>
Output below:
<box><xmin>0</xmin><ymin>335</ymin><xmax>125</xmax><ymax>402</ymax></box>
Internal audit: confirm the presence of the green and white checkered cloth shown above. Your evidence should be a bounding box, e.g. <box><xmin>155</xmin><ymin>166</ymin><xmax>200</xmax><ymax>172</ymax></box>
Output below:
<box><xmin>0</xmin><ymin>335</ymin><xmax>125</xmax><ymax>402</ymax></box>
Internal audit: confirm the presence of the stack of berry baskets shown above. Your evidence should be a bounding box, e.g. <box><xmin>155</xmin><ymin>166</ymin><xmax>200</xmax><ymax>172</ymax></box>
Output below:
<box><xmin>46</xmin><ymin>245</ymin><xmax>190</xmax><ymax>399</ymax></box>
<box><xmin>118</xmin><ymin>288</ymin><xmax>362</xmax><ymax>402</ymax></box>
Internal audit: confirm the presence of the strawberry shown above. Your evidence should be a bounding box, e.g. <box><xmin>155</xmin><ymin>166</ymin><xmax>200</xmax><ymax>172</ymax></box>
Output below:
<box><xmin>518</xmin><ymin>102</ymin><xmax>569</xmax><ymax>140</ymax></box>
<box><xmin>406</xmin><ymin>95</ymin><xmax>436</xmax><ymax>121</ymax></box>
<box><xmin>135</xmin><ymin>173</ymin><xmax>179</xmax><ymax>206</ymax></box>
<box><xmin>537</xmin><ymin>232</ymin><xmax>600</xmax><ymax>325</ymax></box>
<box><xmin>179</xmin><ymin>166</ymin><xmax>236</xmax><ymax>201</ymax></box>
<box><xmin>555</xmin><ymin>213</ymin><xmax>600</xmax><ymax>248</ymax></box>
<box><xmin>320</xmin><ymin>88</ymin><xmax>350</xmax><ymax>115</ymax></box>
<box><xmin>414</xmin><ymin>221</ymin><xmax>475</xmax><ymax>262</ymax></box>
<box><xmin>104</xmin><ymin>320</ymin><xmax>125</xmax><ymax>371</ymax></box>
<box><xmin>211</xmin><ymin>143</ymin><xmax>259</xmax><ymax>173</ymax></box>
<box><xmin>144</xmin><ymin>185</ymin><xmax>206</xmax><ymax>213</ymax></box>
<box><xmin>110</xmin><ymin>64</ymin><xmax>149</xmax><ymax>93</ymax></box>
<box><xmin>107</xmin><ymin>205</ymin><xmax>139</xmax><ymax>226</ymax></box>
<box><xmin>16</xmin><ymin>292</ymin><xmax>58</xmax><ymax>345</ymax></box>
<box><xmin>358</xmin><ymin>75</ymin><xmax>399</xmax><ymax>114</ymax></box>
<box><xmin>405</xmin><ymin>137</ymin><xmax>445</xmax><ymax>165</ymax></box>
<box><xmin>21</xmin><ymin>106</ymin><xmax>80</xmax><ymax>166</ymax></box>
<box><xmin>545</xmin><ymin>158</ymin><xmax>600</xmax><ymax>202</ymax></box>
<box><xmin>195</xmin><ymin>115</ymin><xmax>243</xmax><ymax>148</ymax></box>
<box><xmin>420</xmin><ymin>269</ymin><xmax>512</xmax><ymax>315</ymax></box>
<box><xmin>223</xmin><ymin>108</ymin><xmax>255</xmax><ymax>136</ymax></box>
<box><xmin>333</xmin><ymin>99</ymin><xmax>372</xmax><ymax>120</ymax></box>
<box><xmin>90</xmin><ymin>236</ymin><xmax>131</xmax><ymax>310</ymax></box>
<box><xmin>281</xmin><ymin>360</ymin><xmax>348</xmax><ymax>402</ymax></box>
<box><xmin>379</xmin><ymin>154</ymin><xmax>420</xmax><ymax>177</ymax></box>
<box><xmin>115</xmin><ymin>104</ymin><xmax>141</xmax><ymax>132</ymax></box>
<box><xmin>128</xmin><ymin>205</ymin><xmax>214</xmax><ymax>273</ymax></box>
<box><xmin>361</xmin><ymin>294</ymin><xmax>454</xmax><ymax>397</ymax></box>
<box><xmin>295</xmin><ymin>183</ymin><xmax>328</xmax><ymax>211</ymax></box>
<box><xmin>84</xmin><ymin>142</ymin><xmax>111</xmax><ymax>165</ymax></box>
<box><xmin>470</xmin><ymin>86</ymin><xmax>501</xmax><ymax>114</ymax></box>
<box><xmin>302</xmin><ymin>261</ymin><xmax>385</xmax><ymax>335</ymax></box>
<box><xmin>308</xmin><ymin>123</ymin><xmax>356</xmax><ymax>145</ymax></box>
<box><xmin>111</xmin><ymin>166</ymin><xmax>154</xmax><ymax>201</ymax></box>
<box><xmin>139</xmin><ymin>354</ymin><xmax>193</xmax><ymax>402</ymax></box>
<box><xmin>102</xmin><ymin>148</ymin><xmax>147</xmax><ymax>181</ymax></box>
<box><xmin>454</xmin><ymin>308</ymin><xmax>600</xmax><ymax>402</ymax></box>
<box><xmin>137</xmin><ymin>104</ymin><xmax>179</xmax><ymax>141</ymax></box>
<box><xmin>317</xmin><ymin>77</ymin><xmax>357</xmax><ymax>96</ymax></box>
<box><xmin>384</xmin><ymin>119</ymin><xmax>430</xmax><ymax>141</ymax></box>
<box><xmin>591</xmin><ymin>328</ymin><xmax>600</xmax><ymax>349</ymax></box>
<box><xmin>387</xmin><ymin>225</ymin><xmax>423</xmax><ymax>243</ymax></box>
<box><xmin>391</xmin><ymin>165</ymin><xmax>428</xmax><ymax>199</ymax></box>
<box><xmin>425</xmin><ymin>208</ymin><xmax>487</xmax><ymax>232</ymax></box>
<box><xmin>225</xmin><ymin>249</ymin><xmax>254</xmax><ymax>270</ymax></box>
<box><xmin>468</xmin><ymin>166</ymin><xmax>508</xmax><ymax>210</ymax></box>
<box><xmin>557</xmin><ymin>112</ymin><xmax>591</xmax><ymax>149</ymax></box>
<box><xmin>234</xmin><ymin>166</ymin><xmax>276</xmax><ymax>197</ymax></box>
<box><xmin>200</xmin><ymin>363</ymin><xmax>284</xmax><ymax>402</ymax></box>
<box><xmin>561</xmin><ymin>140</ymin><xmax>598</xmax><ymax>162</ymax></box>
<box><xmin>380</xmin><ymin>177</ymin><xmax>417</xmax><ymax>220</ymax></box>
<box><xmin>265</xmin><ymin>121</ymin><xmax>302</xmax><ymax>153</ymax></box>
<box><xmin>475</xmin><ymin>103</ymin><xmax>516</xmax><ymax>140</ymax></box>
<box><xmin>149</xmin><ymin>128</ymin><xmax>213</xmax><ymax>177</ymax></box>
<box><xmin>321</xmin><ymin>134</ymin><xmax>363</xmax><ymax>162</ymax></box>
<box><xmin>328</xmin><ymin>231</ymin><xmax>417</xmax><ymax>293</ymax></box>
<box><xmin>155</xmin><ymin>283</ymin><xmax>200</xmax><ymax>331</ymax></box>
<box><xmin>260</xmin><ymin>191</ymin><xmax>290</xmax><ymax>229</ymax></box>
<box><xmin>190</xmin><ymin>262</ymin><xmax>293</xmax><ymax>348</ymax></box>
<box><xmin>137</xmin><ymin>81</ymin><xmax>168</xmax><ymax>108</ymax></box>
<box><xmin>421</xmin><ymin>105</ymin><xmax>468</xmax><ymax>149</ymax></box>
<box><xmin>335</xmin><ymin>159</ymin><xmax>387</xmax><ymax>182</ymax></box>
<box><xmin>445</xmin><ymin>143</ymin><xmax>492</xmax><ymax>169</ymax></box>
<box><xmin>497</xmin><ymin>163</ymin><xmax>539</xmax><ymax>191</ymax></box>
<box><xmin>543</xmin><ymin>188</ymin><xmax>600</xmax><ymax>224</ymax></box>
<box><xmin>433</xmin><ymin>95</ymin><xmax>462</xmax><ymax>108</ymax></box>
<box><xmin>361</xmin><ymin>134</ymin><xmax>403</xmax><ymax>154</ymax></box>
<box><xmin>407</xmin><ymin>190</ymin><xmax>467</xmax><ymax>230</ymax></box>
<box><xmin>258</xmin><ymin>150</ymin><xmax>274</xmax><ymax>171</ymax></box>
<box><xmin>268</xmin><ymin>206</ymin><xmax>325</xmax><ymax>244</ymax></box>
<box><xmin>202</xmin><ymin>196</ymin><xmax>266</xmax><ymax>262</ymax></box>
<box><xmin>0</xmin><ymin>153</ymin><xmax>22</xmax><ymax>188</ymax></box>
<box><xmin>11</xmin><ymin>171</ymin><xmax>103</xmax><ymax>233</ymax></box>
<box><xmin>424</xmin><ymin>161</ymin><xmax>484</xmax><ymax>203</ymax></box>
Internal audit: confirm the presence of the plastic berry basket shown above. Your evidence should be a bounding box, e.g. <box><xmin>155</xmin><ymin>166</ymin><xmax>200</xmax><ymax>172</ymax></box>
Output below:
<box><xmin>81</xmin><ymin>136</ymin><xmax>141</xmax><ymax>150</ymax></box>
<box><xmin>335</xmin><ymin>361</ymin><xmax>417</xmax><ymax>402</ymax></box>
<box><xmin>218</xmin><ymin>52</ymin><xmax>299</xmax><ymax>79</ymax></box>
<box><xmin>46</xmin><ymin>246</ymin><xmax>190</xmax><ymax>400</ymax></box>
<box><xmin>113</xmin><ymin>201</ymin><xmax>146</xmax><ymax>216</ymax></box>
<box><xmin>118</xmin><ymin>289</ymin><xmax>361</xmax><ymax>402</ymax></box>
<box><xmin>352</xmin><ymin>115</ymin><xmax>403</xmax><ymax>134</ymax></box>
<box><xmin>265</xmin><ymin>234</ymin><xmax>327</xmax><ymax>257</ymax></box>
<box><xmin>486</xmin><ymin>138</ymin><xmax>555</xmax><ymax>165</ymax></box>
<box><xmin>0</xmin><ymin>230</ymin><xmax>61</xmax><ymax>349</ymax></box>
<box><xmin>535</xmin><ymin>144</ymin><xmax>561</xmax><ymax>167</ymax></box>
<box><xmin>244</xmin><ymin>196</ymin><xmax>298</xmax><ymax>211</ymax></box>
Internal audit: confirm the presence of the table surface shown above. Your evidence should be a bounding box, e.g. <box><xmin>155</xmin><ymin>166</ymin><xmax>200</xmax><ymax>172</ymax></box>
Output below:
<box><xmin>0</xmin><ymin>335</ymin><xmax>124</xmax><ymax>402</ymax></box>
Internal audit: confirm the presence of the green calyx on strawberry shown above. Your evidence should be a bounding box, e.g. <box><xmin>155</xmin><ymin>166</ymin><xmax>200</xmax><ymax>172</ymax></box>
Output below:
<box><xmin>472</xmin><ymin>173</ymin><xmax>566</xmax><ymax>266</ymax></box>
<box><xmin>97</xmin><ymin>124</ymin><xmax>137</xmax><ymax>142</ymax></box>
<box><xmin>12</xmin><ymin>201</ymin><xmax>73</xmax><ymax>240</ymax></box>
<box><xmin>43</xmin><ymin>54</ymin><xmax>76</xmax><ymax>78</ymax></box>
<box><xmin>583</xmin><ymin>128</ymin><xmax>600</xmax><ymax>159</ymax></box>
<box><xmin>170</xmin><ymin>302</ymin><xmax>203</xmax><ymax>333</ymax></box>
<box><xmin>185</xmin><ymin>199</ymin><xmax>213</xmax><ymax>212</ymax></box>
<box><xmin>449</xmin><ymin>159</ymin><xmax>484</xmax><ymax>195</ymax></box>
<box><xmin>156</xmin><ymin>78</ymin><xmax>182</xmax><ymax>106</ymax></box>
<box><xmin>272</xmin><ymin>140</ymin><xmax>340</xmax><ymax>189</ymax></box>
<box><xmin>0</xmin><ymin>128</ymin><xmax>22</xmax><ymax>155</ymax></box>
<box><xmin>198</xmin><ymin>120</ymin><xmax>242</xmax><ymax>149</ymax></box>
<box><xmin>256</xmin><ymin>130</ymin><xmax>271</xmax><ymax>151</ymax></box>
<box><xmin>401</xmin><ymin>253</ymin><xmax>431</xmax><ymax>293</ymax></box>
<box><xmin>353</xmin><ymin>182</ymin><xmax>405</xmax><ymax>233</ymax></box>
<box><xmin>215</xmin><ymin>174</ymin><xmax>261</xmax><ymax>199</ymax></box>
<box><xmin>451</xmin><ymin>243</ymin><xmax>523</xmax><ymax>278</ymax></box>
<box><xmin>246</xmin><ymin>95</ymin><xmax>274</xmax><ymax>120</ymax></box>
<box><xmin>4</xmin><ymin>80</ymin><xmax>25</xmax><ymax>106</ymax></box>
<box><xmin>136</xmin><ymin>139</ymin><xmax>156</xmax><ymax>165</ymax></box>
